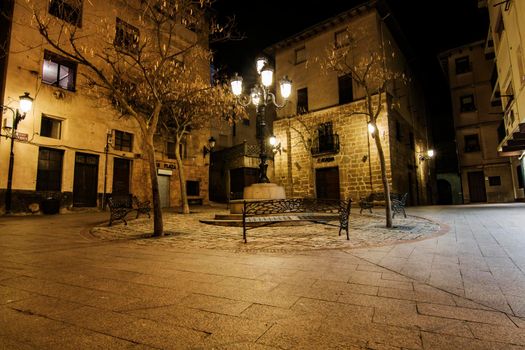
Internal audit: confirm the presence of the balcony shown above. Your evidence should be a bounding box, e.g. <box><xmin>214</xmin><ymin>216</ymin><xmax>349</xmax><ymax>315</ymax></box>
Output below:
<box><xmin>311</xmin><ymin>134</ymin><xmax>340</xmax><ymax>156</ymax></box>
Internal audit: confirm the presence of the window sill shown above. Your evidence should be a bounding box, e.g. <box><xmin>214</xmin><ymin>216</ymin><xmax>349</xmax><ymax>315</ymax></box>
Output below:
<box><xmin>42</xmin><ymin>82</ymin><xmax>76</xmax><ymax>93</ymax></box>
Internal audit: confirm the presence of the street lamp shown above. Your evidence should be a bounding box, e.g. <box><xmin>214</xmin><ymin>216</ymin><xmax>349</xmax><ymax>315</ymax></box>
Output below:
<box><xmin>203</xmin><ymin>136</ymin><xmax>216</xmax><ymax>158</ymax></box>
<box><xmin>230</xmin><ymin>57</ymin><xmax>292</xmax><ymax>183</ymax></box>
<box><xmin>419</xmin><ymin>149</ymin><xmax>435</xmax><ymax>162</ymax></box>
<box><xmin>1</xmin><ymin>92</ymin><xmax>33</xmax><ymax>213</ymax></box>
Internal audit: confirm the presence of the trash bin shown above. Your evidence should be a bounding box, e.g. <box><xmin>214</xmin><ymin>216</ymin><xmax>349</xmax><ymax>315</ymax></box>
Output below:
<box><xmin>41</xmin><ymin>197</ymin><xmax>60</xmax><ymax>214</ymax></box>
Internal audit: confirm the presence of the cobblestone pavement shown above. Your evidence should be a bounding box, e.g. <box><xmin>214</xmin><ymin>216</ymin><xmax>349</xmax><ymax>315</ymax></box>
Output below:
<box><xmin>90</xmin><ymin>206</ymin><xmax>443</xmax><ymax>252</ymax></box>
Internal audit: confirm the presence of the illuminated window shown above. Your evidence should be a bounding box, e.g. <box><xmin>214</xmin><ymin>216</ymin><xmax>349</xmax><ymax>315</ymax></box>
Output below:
<box><xmin>42</xmin><ymin>51</ymin><xmax>77</xmax><ymax>91</ymax></box>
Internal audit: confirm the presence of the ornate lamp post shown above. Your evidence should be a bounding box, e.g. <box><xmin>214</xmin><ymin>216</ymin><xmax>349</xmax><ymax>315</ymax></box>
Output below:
<box><xmin>231</xmin><ymin>57</ymin><xmax>291</xmax><ymax>183</ymax></box>
<box><xmin>1</xmin><ymin>92</ymin><xmax>33</xmax><ymax>213</ymax></box>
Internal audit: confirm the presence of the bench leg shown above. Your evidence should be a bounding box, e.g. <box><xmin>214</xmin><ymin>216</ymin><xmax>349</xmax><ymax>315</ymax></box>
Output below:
<box><xmin>338</xmin><ymin>227</ymin><xmax>350</xmax><ymax>240</ymax></box>
<box><xmin>243</xmin><ymin>223</ymin><xmax>247</xmax><ymax>243</ymax></box>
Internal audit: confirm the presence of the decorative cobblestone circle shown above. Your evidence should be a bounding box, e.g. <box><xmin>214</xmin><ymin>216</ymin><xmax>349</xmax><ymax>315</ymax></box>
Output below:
<box><xmin>90</xmin><ymin>206</ymin><xmax>444</xmax><ymax>253</ymax></box>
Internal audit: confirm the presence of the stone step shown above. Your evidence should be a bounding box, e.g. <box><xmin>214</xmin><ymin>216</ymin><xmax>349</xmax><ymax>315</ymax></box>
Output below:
<box><xmin>199</xmin><ymin>219</ymin><xmax>243</xmax><ymax>227</ymax></box>
<box><xmin>213</xmin><ymin>214</ymin><xmax>243</xmax><ymax>220</ymax></box>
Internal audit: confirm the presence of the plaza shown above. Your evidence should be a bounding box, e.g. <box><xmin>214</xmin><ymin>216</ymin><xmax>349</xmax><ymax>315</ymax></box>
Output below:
<box><xmin>1</xmin><ymin>204</ymin><xmax>524</xmax><ymax>349</ymax></box>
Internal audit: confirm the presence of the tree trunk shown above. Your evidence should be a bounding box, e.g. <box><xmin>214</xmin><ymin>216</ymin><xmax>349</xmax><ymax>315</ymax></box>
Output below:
<box><xmin>175</xmin><ymin>140</ymin><xmax>190</xmax><ymax>214</ymax></box>
<box><xmin>373</xmin><ymin>130</ymin><xmax>393</xmax><ymax>228</ymax></box>
<box><xmin>145</xmin><ymin>137</ymin><xmax>164</xmax><ymax>236</ymax></box>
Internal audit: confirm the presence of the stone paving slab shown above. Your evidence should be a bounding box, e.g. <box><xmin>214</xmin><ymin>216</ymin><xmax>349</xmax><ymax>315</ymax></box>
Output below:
<box><xmin>2</xmin><ymin>206</ymin><xmax>525</xmax><ymax>349</ymax></box>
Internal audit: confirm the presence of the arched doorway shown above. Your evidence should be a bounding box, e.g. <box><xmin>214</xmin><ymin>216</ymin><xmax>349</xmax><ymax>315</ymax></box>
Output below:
<box><xmin>437</xmin><ymin>179</ymin><xmax>453</xmax><ymax>205</ymax></box>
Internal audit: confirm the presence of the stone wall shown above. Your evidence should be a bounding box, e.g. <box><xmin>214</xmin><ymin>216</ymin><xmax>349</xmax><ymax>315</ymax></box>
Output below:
<box><xmin>273</xmin><ymin>99</ymin><xmax>393</xmax><ymax>202</ymax></box>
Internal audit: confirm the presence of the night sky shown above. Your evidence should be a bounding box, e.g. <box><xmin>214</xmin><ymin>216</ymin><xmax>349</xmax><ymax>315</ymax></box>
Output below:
<box><xmin>210</xmin><ymin>0</ymin><xmax>489</xmax><ymax>168</ymax></box>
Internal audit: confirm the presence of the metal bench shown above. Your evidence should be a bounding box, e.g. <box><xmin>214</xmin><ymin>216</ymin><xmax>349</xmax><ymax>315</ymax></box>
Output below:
<box><xmin>107</xmin><ymin>195</ymin><xmax>151</xmax><ymax>226</ymax></box>
<box><xmin>242</xmin><ymin>198</ymin><xmax>352</xmax><ymax>243</ymax></box>
<box><xmin>132</xmin><ymin>195</ymin><xmax>151</xmax><ymax>219</ymax></box>
<box><xmin>107</xmin><ymin>195</ymin><xmax>133</xmax><ymax>226</ymax></box>
<box><xmin>392</xmin><ymin>192</ymin><xmax>408</xmax><ymax>218</ymax></box>
<box><xmin>359</xmin><ymin>192</ymin><xmax>408</xmax><ymax>218</ymax></box>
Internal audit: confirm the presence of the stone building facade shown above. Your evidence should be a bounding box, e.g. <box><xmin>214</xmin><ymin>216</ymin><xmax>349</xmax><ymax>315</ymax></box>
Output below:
<box><xmin>0</xmin><ymin>0</ymin><xmax>212</xmax><ymax>214</ymax></box>
<box><xmin>439</xmin><ymin>41</ymin><xmax>516</xmax><ymax>203</ymax></box>
<box><xmin>484</xmin><ymin>0</ymin><xmax>525</xmax><ymax>200</ymax></box>
<box><xmin>269</xmin><ymin>2</ymin><xmax>433</xmax><ymax>205</ymax></box>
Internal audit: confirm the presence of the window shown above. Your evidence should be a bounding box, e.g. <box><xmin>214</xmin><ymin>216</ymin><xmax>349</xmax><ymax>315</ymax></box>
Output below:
<box><xmin>186</xmin><ymin>180</ymin><xmax>200</xmax><ymax>196</ymax></box>
<box><xmin>460</xmin><ymin>94</ymin><xmax>476</xmax><ymax>112</ymax></box>
<box><xmin>179</xmin><ymin>139</ymin><xmax>187</xmax><ymax>159</ymax></box>
<box><xmin>338</xmin><ymin>74</ymin><xmax>353</xmax><ymax>104</ymax></box>
<box><xmin>40</xmin><ymin>115</ymin><xmax>62</xmax><ymax>139</ymax></box>
<box><xmin>395</xmin><ymin>121</ymin><xmax>402</xmax><ymax>142</ymax></box>
<box><xmin>181</xmin><ymin>8</ymin><xmax>198</xmax><ymax>32</ymax></box>
<box><xmin>114</xmin><ymin>18</ymin><xmax>140</xmax><ymax>53</ymax></box>
<box><xmin>48</xmin><ymin>0</ymin><xmax>82</xmax><ymax>27</ymax></box>
<box><xmin>295</xmin><ymin>46</ymin><xmax>306</xmax><ymax>64</ymax></box>
<box><xmin>495</xmin><ymin>13</ymin><xmax>505</xmax><ymax>45</ymax></box>
<box><xmin>312</xmin><ymin>122</ymin><xmax>339</xmax><ymax>155</ymax></box>
<box><xmin>464</xmin><ymin>134</ymin><xmax>481</xmax><ymax>152</ymax></box>
<box><xmin>488</xmin><ymin>176</ymin><xmax>501</xmax><ymax>186</ymax></box>
<box><xmin>42</xmin><ymin>50</ymin><xmax>77</xmax><ymax>91</ymax></box>
<box><xmin>335</xmin><ymin>29</ymin><xmax>350</xmax><ymax>48</ymax></box>
<box><xmin>166</xmin><ymin>142</ymin><xmax>176</xmax><ymax>159</ymax></box>
<box><xmin>297</xmin><ymin>88</ymin><xmax>308</xmax><ymax>114</ymax></box>
<box><xmin>36</xmin><ymin>147</ymin><xmax>64</xmax><ymax>191</ymax></box>
<box><xmin>114</xmin><ymin>130</ymin><xmax>133</xmax><ymax>152</ymax></box>
<box><xmin>219</xmin><ymin>134</ymin><xmax>228</xmax><ymax>148</ymax></box>
<box><xmin>518</xmin><ymin>165</ymin><xmax>524</xmax><ymax>189</ymax></box>
<box><xmin>455</xmin><ymin>56</ymin><xmax>471</xmax><ymax>74</ymax></box>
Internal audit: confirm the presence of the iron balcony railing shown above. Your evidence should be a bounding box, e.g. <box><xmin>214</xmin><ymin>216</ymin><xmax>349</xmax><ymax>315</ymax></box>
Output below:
<box><xmin>311</xmin><ymin>134</ymin><xmax>340</xmax><ymax>156</ymax></box>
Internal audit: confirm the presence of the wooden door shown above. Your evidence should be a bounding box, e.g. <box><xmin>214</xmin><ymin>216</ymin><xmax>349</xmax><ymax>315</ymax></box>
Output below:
<box><xmin>73</xmin><ymin>153</ymin><xmax>99</xmax><ymax>207</ymax></box>
<box><xmin>112</xmin><ymin>158</ymin><xmax>131</xmax><ymax>195</ymax></box>
<box><xmin>467</xmin><ymin>171</ymin><xmax>487</xmax><ymax>203</ymax></box>
<box><xmin>316</xmin><ymin>167</ymin><xmax>340</xmax><ymax>199</ymax></box>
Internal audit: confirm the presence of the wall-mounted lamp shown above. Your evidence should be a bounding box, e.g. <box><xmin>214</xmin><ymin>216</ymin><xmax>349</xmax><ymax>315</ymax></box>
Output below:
<box><xmin>367</xmin><ymin>122</ymin><xmax>376</xmax><ymax>136</ymax></box>
<box><xmin>269</xmin><ymin>134</ymin><xmax>282</xmax><ymax>155</ymax></box>
<box><xmin>203</xmin><ymin>136</ymin><xmax>216</xmax><ymax>158</ymax></box>
<box><xmin>419</xmin><ymin>149</ymin><xmax>435</xmax><ymax>162</ymax></box>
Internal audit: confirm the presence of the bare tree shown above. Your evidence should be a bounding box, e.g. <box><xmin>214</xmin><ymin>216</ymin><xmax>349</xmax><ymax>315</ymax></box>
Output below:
<box><xmin>159</xmin><ymin>80</ymin><xmax>245</xmax><ymax>214</ymax></box>
<box><xmin>321</xmin><ymin>29</ymin><xmax>405</xmax><ymax>228</ymax></box>
<box><xmin>27</xmin><ymin>0</ymin><xmax>238</xmax><ymax>236</ymax></box>
<box><xmin>285</xmin><ymin>115</ymin><xmax>316</xmax><ymax>197</ymax></box>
